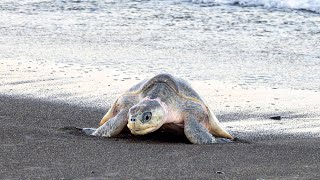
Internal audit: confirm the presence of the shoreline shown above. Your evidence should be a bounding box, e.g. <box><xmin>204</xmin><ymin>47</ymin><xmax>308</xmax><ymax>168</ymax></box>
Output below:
<box><xmin>1</xmin><ymin>94</ymin><xmax>319</xmax><ymax>179</ymax></box>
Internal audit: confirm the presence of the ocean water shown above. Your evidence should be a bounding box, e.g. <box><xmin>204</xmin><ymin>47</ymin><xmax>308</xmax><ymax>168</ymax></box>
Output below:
<box><xmin>0</xmin><ymin>0</ymin><xmax>320</xmax><ymax>139</ymax></box>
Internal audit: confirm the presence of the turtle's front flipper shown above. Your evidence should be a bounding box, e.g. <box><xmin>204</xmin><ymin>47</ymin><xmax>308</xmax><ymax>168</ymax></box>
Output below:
<box><xmin>92</xmin><ymin>110</ymin><xmax>128</xmax><ymax>137</ymax></box>
<box><xmin>184</xmin><ymin>114</ymin><xmax>217</xmax><ymax>144</ymax></box>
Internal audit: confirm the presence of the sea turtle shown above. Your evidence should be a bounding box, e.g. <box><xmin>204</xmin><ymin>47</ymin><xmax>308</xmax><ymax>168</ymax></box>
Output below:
<box><xmin>84</xmin><ymin>73</ymin><xmax>233</xmax><ymax>144</ymax></box>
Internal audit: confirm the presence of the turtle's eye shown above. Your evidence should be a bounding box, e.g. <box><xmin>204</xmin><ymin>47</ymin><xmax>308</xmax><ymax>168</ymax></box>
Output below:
<box><xmin>141</xmin><ymin>112</ymin><xmax>152</xmax><ymax>123</ymax></box>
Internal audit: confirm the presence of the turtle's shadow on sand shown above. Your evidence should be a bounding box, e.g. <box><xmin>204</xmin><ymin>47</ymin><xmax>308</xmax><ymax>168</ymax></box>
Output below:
<box><xmin>59</xmin><ymin>126</ymin><xmax>190</xmax><ymax>144</ymax></box>
<box><xmin>59</xmin><ymin>126</ymin><xmax>249</xmax><ymax>144</ymax></box>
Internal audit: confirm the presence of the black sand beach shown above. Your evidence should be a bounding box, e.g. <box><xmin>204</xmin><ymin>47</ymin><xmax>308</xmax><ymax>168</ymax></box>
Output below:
<box><xmin>1</xmin><ymin>95</ymin><xmax>319</xmax><ymax>179</ymax></box>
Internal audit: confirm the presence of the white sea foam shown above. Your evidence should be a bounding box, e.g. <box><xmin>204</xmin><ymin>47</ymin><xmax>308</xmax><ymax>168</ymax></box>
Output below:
<box><xmin>190</xmin><ymin>0</ymin><xmax>320</xmax><ymax>13</ymax></box>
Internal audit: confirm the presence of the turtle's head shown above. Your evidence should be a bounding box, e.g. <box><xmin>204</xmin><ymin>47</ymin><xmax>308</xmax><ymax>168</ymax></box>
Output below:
<box><xmin>127</xmin><ymin>97</ymin><xmax>168</xmax><ymax>135</ymax></box>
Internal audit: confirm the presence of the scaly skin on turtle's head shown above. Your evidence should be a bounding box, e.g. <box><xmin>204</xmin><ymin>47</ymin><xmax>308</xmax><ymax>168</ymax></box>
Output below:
<box><xmin>127</xmin><ymin>97</ymin><xmax>168</xmax><ymax>135</ymax></box>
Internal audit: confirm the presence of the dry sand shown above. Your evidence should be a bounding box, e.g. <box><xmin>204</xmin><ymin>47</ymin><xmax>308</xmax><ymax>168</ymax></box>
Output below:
<box><xmin>1</xmin><ymin>95</ymin><xmax>319</xmax><ymax>179</ymax></box>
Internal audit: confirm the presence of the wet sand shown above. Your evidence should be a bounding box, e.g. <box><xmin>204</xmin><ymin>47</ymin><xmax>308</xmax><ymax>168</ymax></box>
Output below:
<box><xmin>1</xmin><ymin>95</ymin><xmax>319</xmax><ymax>179</ymax></box>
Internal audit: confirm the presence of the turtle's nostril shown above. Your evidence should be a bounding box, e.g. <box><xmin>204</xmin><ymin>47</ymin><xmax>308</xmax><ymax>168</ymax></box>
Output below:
<box><xmin>130</xmin><ymin>118</ymin><xmax>136</xmax><ymax>122</ymax></box>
